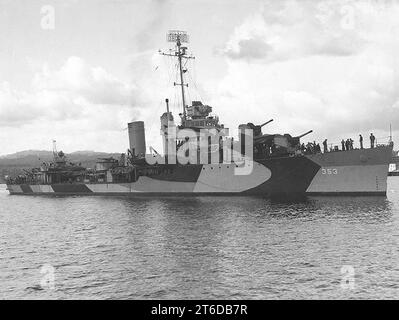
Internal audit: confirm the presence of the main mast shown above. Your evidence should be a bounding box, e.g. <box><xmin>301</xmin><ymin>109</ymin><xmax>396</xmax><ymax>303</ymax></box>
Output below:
<box><xmin>160</xmin><ymin>30</ymin><xmax>194</xmax><ymax>121</ymax></box>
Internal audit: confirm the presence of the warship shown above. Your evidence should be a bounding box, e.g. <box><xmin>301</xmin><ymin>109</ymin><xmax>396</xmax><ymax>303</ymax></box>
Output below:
<box><xmin>6</xmin><ymin>31</ymin><xmax>394</xmax><ymax>197</ymax></box>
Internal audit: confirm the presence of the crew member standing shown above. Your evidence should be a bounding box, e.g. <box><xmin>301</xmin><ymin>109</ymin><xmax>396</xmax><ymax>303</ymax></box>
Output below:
<box><xmin>345</xmin><ymin>139</ymin><xmax>350</xmax><ymax>151</ymax></box>
<box><xmin>341</xmin><ymin>139</ymin><xmax>345</xmax><ymax>151</ymax></box>
<box><xmin>370</xmin><ymin>133</ymin><xmax>376</xmax><ymax>148</ymax></box>
<box><xmin>359</xmin><ymin>134</ymin><xmax>363</xmax><ymax>149</ymax></box>
<box><xmin>323</xmin><ymin>139</ymin><xmax>328</xmax><ymax>153</ymax></box>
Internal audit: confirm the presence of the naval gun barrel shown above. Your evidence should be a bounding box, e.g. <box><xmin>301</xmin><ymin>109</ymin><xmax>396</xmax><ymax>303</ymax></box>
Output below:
<box><xmin>260</xmin><ymin>119</ymin><xmax>274</xmax><ymax>127</ymax></box>
<box><xmin>296</xmin><ymin>130</ymin><xmax>313</xmax><ymax>139</ymax></box>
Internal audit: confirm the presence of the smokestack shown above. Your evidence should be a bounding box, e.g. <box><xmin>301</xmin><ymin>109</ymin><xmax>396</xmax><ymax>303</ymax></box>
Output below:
<box><xmin>128</xmin><ymin>121</ymin><xmax>146</xmax><ymax>157</ymax></box>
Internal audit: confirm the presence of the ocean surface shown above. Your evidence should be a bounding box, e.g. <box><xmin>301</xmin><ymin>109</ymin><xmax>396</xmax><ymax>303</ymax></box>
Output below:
<box><xmin>1</xmin><ymin>180</ymin><xmax>398</xmax><ymax>300</ymax></box>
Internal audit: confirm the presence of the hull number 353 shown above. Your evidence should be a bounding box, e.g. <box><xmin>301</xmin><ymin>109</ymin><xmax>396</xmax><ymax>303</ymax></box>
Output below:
<box><xmin>321</xmin><ymin>168</ymin><xmax>338</xmax><ymax>175</ymax></box>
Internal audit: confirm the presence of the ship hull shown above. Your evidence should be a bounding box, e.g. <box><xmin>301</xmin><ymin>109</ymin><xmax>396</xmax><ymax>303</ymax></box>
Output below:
<box><xmin>305</xmin><ymin>146</ymin><xmax>391</xmax><ymax>195</ymax></box>
<box><xmin>6</xmin><ymin>146</ymin><xmax>393</xmax><ymax>197</ymax></box>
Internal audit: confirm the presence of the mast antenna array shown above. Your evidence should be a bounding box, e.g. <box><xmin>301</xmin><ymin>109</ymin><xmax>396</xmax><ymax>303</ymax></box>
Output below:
<box><xmin>167</xmin><ymin>30</ymin><xmax>189</xmax><ymax>43</ymax></box>
<box><xmin>160</xmin><ymin>30</ymin><xmax>195</xmax><ymax>121</ymax></box>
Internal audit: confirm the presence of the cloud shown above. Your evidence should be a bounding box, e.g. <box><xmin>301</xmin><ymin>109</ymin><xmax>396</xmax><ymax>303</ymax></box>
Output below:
<box><xmin>220</xmin><ymin>0</ymin><xmax>368</xmax><ymax>63</ymax></box>
<box><xmin>0</xmin><ymin>56</ymin><xmax>139</xmax><ymax>127</ymax></box>
<box><xmin>2</xmin><ymin>0</ymin><xmax>399</xmax><ymax>155</ymax></box>
<box><xmin>210</xmin><ymin>0</ymin><xmax>399</xmax><ymax>146</ymax></box>
<box><xmin>131</xmin><ymin>0</ymin><xmax>172</xmax><ymax>51</ymax></box>
<box><xmin>33</xmin><ymin>56</ymin><xmax>137</xmax><ymax>106</ymax></box>
<box><xmin>223</xmin><ymin>37</ymin><xmax>273</xmax><ymax>61</ymax></box>
<box><xmin>0</xmin><ymin>56</ymin><xmax>145</xmax><ymax>154</ymax></box>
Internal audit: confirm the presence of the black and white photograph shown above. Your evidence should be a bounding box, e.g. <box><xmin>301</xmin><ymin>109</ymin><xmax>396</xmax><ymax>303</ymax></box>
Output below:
<box><xmin>1</xmin><ymin>0</ymin><xmax>399</xmax><ymax>307</ymax></box>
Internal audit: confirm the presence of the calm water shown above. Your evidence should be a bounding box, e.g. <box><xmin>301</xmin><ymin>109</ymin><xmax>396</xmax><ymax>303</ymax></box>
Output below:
<box><xmin>1</xmin><ymin>180</ymin><xmax>399</xmax><ymax>300</ymax></box>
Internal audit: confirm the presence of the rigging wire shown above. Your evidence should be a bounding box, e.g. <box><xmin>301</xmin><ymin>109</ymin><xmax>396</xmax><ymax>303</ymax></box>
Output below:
<box><xmin>184</xmin><ymin>57</ymin><xmax>203</xmax><ymax>102</ymax></box>
<box><xmin>191</xmin><ymin>57</ymin><xmax>204</xmax><ymax>101</ymax></box>
<box><xmin>163</xmin><ymin>55</ymin><xmax>174</xmax><ymax>90</ymax></box>
<box><xmin>186</xmin><ymin>70</ymin><xmax>202</xmax><ymax>102</ymax></box>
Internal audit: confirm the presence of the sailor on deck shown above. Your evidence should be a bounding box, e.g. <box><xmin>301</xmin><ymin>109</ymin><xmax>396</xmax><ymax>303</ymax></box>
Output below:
<box><xmin>349</xmin><ymin>138</ymin><xmax>354</xmax><ymax>150</ymax></box>
<box><xmin>370</xmin><ymin>133</ymin><xmax>376</xmax><ymax>148</ymax></box>
<box><xmin>323</xmin><ymin>139</ymin><xmax>328</xmax><ymax>153</ymax></box>
<box><xmin>345</xmin><ymin>139</ymin><xmax>350</xmax><ymax>151</ymax></box>
<box><xmin>359</xmin><ymin>134</ymin><xmax>363</xmax><ymax>149</ymax></box>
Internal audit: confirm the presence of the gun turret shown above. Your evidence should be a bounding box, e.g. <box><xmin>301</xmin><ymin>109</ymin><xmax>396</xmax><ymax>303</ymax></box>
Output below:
<box><xmin>296</xmin><ymin>130</ymin><xmax>313</xmax><ymax>139</ymax></box>
<box><xmin>260</xmin><ymin>119</ymin><xmax>274</xmax><ymax>128</ymax></box>
<box><xmin>242</xmin><ymin>119</ymin><xmax>274</xmax><ymax>138</ymax></box>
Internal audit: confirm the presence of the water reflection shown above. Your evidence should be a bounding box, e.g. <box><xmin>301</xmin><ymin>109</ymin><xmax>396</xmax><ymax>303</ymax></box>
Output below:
<box><xmin>114</xmin><ymin>194</ymin><xmax>395</xmax><ymax>298</ymax></box>
<box><xmin>1</xmin><ymin>182</ymin><xmax>399</xmax><ymax>299</ymax></box>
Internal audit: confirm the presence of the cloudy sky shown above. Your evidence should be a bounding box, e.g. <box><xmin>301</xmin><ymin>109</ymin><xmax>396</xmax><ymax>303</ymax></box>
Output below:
<box><xmin>1</xmin><ymin>0</ymin><xmax>399</xmax><ymax>155</ymax></box>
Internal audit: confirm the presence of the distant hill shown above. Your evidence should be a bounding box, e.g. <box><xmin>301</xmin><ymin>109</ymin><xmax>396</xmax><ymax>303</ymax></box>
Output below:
<box><xmin>0</xmin><ymin>150</ymin><xmax>54</xmax><ymax>160</ymax></box>
<box><xmin>0</xmin><ymin>150</ymin><xmax>121</xmax><ymax>183</ymax></box>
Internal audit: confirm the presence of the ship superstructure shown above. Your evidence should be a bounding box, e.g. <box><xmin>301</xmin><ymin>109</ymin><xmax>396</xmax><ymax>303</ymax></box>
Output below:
<box><xmin>6</xmin><ymin>31</ymin><xmax>394</xmax><ymax>197</ymax></box>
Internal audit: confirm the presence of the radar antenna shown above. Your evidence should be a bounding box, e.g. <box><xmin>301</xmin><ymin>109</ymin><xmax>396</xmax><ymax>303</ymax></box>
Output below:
<box><xmin>160</xmin><ymin>30</ymin><xmax>195</xmax><ymax>121</ymax></box>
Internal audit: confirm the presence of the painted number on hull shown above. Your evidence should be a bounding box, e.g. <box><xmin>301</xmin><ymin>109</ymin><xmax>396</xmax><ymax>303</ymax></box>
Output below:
<box><xmin>321</xmin><ymin>168</ymin><xmax>338</xmax><ymax>175</ymax></box>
